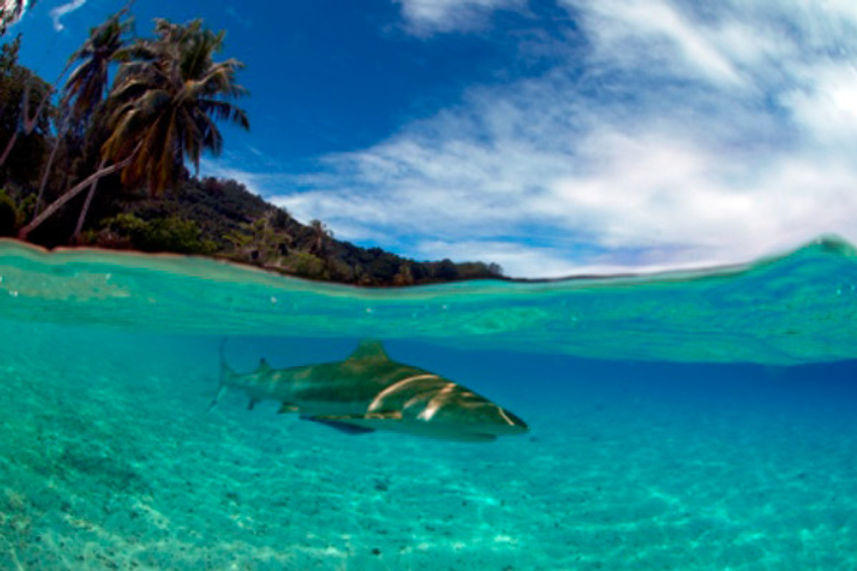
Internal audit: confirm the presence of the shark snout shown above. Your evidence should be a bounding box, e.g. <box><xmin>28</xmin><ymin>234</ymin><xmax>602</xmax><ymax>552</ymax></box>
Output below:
<box><xmin>428</xmin><ymin>398</ymin><xmax>528</xmax><ymax>436</ymax></box>
<box><xmin>490</xmin><ymin>405</ymin><xmax>528</xmax><ymax>435</ymax></box>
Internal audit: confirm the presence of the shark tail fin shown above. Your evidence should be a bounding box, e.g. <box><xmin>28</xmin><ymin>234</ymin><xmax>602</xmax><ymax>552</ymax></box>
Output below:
<box><xmin>209</xmin><ymin>338</ymin><xmax>234</xmax><ymax>411</ymax></box>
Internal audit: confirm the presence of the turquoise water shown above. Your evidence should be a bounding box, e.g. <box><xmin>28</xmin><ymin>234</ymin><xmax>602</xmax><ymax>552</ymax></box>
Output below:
<box><xmin>1</xmin><ymin>236</ymin><xmax>856</xmax><ymax>569</ymax></box>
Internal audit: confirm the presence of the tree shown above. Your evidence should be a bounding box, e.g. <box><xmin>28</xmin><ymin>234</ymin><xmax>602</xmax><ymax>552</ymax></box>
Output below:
<box><xmin>32</xmin><ymin>8</ymin><xmax>134</xmax><ymax>238</ymax></box>
<box><xmin>102</xmin><ymin>18</ymin><xmax>249</xmax><ymax>196</ymax></box>
<box><xmin>0</xmin><ymin>35</ymin><xmax>52</xmax><ymax>169</ymax></box>
<box><xmin>309</xmin><ymin>219</ymin><xmax>331</xmax><ymax>257</ymax></box>
<box><xmin>64</xmin><ymin>10</ymin><xmax>134</xmax><ymax>128</ymax></box>
<box><xmin>19</xmin><ymin>17</ymin><xmax>249</xmax><ymax>240</ymax></box>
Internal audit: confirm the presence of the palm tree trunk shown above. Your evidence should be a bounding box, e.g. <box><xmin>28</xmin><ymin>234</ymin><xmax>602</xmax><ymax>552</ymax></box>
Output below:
<box><xmin>0</xmin><ymin>130</ymin><xmax>17</xmax><ymax>165</ymax></box>
<box><xmin>21</xmin><ymin>83</ymin><xmax>51</xmax><ymax>135</ymax></box>
<box><xmin>34</xmin><ymin>134</ymin><xmax>63</xmax><ymax>217</ymax></box>
<box><xmin>0</xmin><ymin>80</ymin><xmax>53</xmax><ymax>167</ymax></box>
<box><xmin>0</xmin><ymin>55</ymin><xmax>76</xmax><ymax>168</ymax></box>
<box><xmin>71</xmin><ymin>159</ymin><xmax>105</xmax><ymax>243</ymax></box>
<box><xmin>18</xmin><ymin>148</ymin><xmax>138</xmax><ymax>240</ymax></box>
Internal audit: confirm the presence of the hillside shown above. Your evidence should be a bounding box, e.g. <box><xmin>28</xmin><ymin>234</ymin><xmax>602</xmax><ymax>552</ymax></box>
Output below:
<box><xmin>80</xmin><ymin>175</ymin><xmax>505</xmax><ymax>286</ymax></box>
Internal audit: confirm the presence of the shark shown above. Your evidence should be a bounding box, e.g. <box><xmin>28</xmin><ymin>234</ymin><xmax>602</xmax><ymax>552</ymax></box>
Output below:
<box><xmin>211</xmin><ymin>340</ymin><xmax>528</xmax><ymax>442</ymax></box>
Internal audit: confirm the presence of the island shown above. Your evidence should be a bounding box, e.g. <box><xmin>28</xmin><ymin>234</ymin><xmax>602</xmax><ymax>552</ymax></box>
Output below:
<box><xmin>0</xmin><ymin>9</ymin><xmax>503</xmax><ymax>286</ymax></box>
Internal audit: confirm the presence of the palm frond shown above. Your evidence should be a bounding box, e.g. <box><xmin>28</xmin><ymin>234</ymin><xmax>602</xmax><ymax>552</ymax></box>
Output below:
<box><xmin>98</xmin><ymin>17</ymin><xmax>250</xmax><ymax>195</ymax></box>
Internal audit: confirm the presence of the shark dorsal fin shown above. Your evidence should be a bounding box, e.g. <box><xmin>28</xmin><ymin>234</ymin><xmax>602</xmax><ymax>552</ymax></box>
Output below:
<box><xmin>348</xmin><ymin>340</ymin><xmax>390</xmax><ymax>362</ymax></box>
<box><xmin>257</xmin><ymin>358</ymin><xmax>271</xmax><ymax>372</ymax></box>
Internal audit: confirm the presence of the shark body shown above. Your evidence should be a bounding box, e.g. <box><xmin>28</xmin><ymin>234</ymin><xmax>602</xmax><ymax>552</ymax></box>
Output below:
<box><xmin>212</xmin><ymin>340</ymin><xmax>528</xmax><ymax>442</ymax></box>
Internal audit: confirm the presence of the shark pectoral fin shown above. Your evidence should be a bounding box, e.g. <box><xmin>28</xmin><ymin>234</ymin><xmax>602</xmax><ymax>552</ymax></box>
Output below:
<box><xmin>300</xmin><ymin>411</ymin><xmax>402</xmax><ymax>435</ymax></box>
<box><xmin>302</xmin><ymin>416</ymin><xmax>376</xmax><ymax>435</ymax></box>
<box><xmin>277</xmin><ymin>403</ymin><xmax>299</xmax><ymax>414</ymax></box>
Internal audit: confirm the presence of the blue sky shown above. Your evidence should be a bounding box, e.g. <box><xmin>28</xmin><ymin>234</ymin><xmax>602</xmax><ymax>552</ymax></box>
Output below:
<box><xmin>9</xmin><ymin>0</ymin><xmax>857</xmax><ymax>277</ymax></box>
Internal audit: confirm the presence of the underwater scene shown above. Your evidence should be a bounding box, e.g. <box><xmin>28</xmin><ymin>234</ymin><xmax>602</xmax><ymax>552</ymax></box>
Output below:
<box><xmin>1</xmin><ymin>236</ymin><xmax>857</xmax><ymax>570</ymax></box>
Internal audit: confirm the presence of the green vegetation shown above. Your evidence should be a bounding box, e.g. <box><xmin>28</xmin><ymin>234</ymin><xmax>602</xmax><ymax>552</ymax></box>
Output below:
<box><xmin>0</xmin><ymin>9</ymin><xmax>503</xmax><ymax>286</ymax></box>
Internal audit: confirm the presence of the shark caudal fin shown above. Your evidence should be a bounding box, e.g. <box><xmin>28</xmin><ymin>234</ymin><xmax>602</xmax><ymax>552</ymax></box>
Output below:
<box><xmin>208</xmin><ymin>338</ymin><xmax>234</xmax><ymax>411</ymax></box>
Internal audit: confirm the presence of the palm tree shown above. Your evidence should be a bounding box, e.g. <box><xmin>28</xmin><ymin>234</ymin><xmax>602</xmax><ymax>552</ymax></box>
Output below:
<box><xmin>64</xmin><ymin>10</ymin><xmax>133</xmax><ymax>128</ymax></box>
<box><xmin>0</xmin><ymin>35</ymin><xmax>53</xmax><ymax>168</ymax></box>
<box><xmin>19</xmin><ymin>17</ymin><xmax>248</xmax><ymax>240</ymax></box>
<box><xmin>102</xmin><ymin>18</ymin><xmax>249</xmax><ymax>196</ymax></box>
<box><xmin>0</xmin><ymin>1</ymin><xmax>76</xmax><ymax>172</ymax></box>
<box><xmin>33</xmin><ymin>8</ymin><xmax>133</xmax><ymax>233</ymax></box>
<box><xmin>309</xmin><ymin>219</ymin><xmax>331</xmax><ymax>257</ymax></box>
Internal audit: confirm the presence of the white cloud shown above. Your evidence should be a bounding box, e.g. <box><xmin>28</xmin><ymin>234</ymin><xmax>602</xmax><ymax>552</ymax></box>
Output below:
<box><xmin>251</xmin><ymin>1</ymin><xmax>857</xmax><ymax>277</ymax></box>
<box><xmin>416</xmin><ymin>239</ymin><xmax>580</xmax><ymax>276</ymax></box>
<box><xmin>539</xmin><ymin>132</ymin><xmax>857</xmax><ymax>260</ymax></box>
<box><xmin>199</xmin><ymin>158</ymin><xmax>276</xmax><ymax>198</ymax></box>
<box><xmin>567</xmin><ymin>0</ymin><xmax>746</xmax><ymax>87</ymax></box>
<box><xmin>50</xmin><ymin>0</ymin><xmax>86</xmax><ymax>31</ymax></box>
<box><xmin>395</xmin><ymin>0</ymin><xmax>527</xmax><ymax>36</ymax></box>
<box><xmin>413</xmin><ymin>238</ymin><xmax>732</xmax><ymax>277</ymax></box>
<box><xmin>783</xmin><ymin>64</ymin><xmax>857</xmax><ymax>142</ymax></box>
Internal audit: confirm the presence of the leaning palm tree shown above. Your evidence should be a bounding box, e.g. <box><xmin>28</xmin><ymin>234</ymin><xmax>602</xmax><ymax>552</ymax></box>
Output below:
<box><xmin>33</xmin><ymin>8</ymin><xmax>133</xmax><ymax>229</ymax></box>
<box><xmin>102</xmin><ymin>18</ymin><xmax>249</xmax><ymax>197</ymax></box>
<box><xmin>19</xmin><ymin>18</ymin><xmax>248</xmax><ymax>240</ymax></box>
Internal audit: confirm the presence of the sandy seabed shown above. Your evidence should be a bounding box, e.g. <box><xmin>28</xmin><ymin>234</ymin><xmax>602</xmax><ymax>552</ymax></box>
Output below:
<box><xmin>1</xmin><ymin>331</ymin><xmax>856</xmax><ymax>570</ymax></box>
